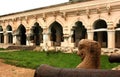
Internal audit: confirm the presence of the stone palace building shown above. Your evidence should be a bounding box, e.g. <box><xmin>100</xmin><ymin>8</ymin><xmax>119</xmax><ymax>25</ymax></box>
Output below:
<box><xmin>0</xmin><ymin>0</ymin><xmax>120</xmax><ymax>51</ymax></box>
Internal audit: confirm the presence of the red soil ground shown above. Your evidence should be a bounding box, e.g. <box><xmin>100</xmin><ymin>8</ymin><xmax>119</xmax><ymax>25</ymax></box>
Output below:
<box><xmin>0</xmin><ymin>59</ymin><xmax>35</xmax><ymax>77</ymax></box>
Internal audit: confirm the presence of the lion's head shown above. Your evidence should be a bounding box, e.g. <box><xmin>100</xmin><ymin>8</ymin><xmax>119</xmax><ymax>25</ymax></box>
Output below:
<box><xmin>76</xmin><ymin>39</ymin><xmax>101</xmax><ymax>69</ymax></box>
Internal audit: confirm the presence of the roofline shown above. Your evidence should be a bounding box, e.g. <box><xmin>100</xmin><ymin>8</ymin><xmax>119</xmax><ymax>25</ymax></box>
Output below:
<box><xmin>0</xmin><ymin>0</ymin><xmax>94</xmax><ymax>17</ymax></box>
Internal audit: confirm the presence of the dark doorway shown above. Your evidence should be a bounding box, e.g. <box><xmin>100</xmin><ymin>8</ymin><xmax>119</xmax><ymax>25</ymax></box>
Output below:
<box><xmin>0</xmin><ymin>26</ymin><xmax>4</xmax><ymax>43</ymax></box>
<box><xmin>115</xmin><ymin>21</ymin><xmax>120</xmax><ymax>48</ymax></box>
<box><xmin>30</xmin><ymin>22</ymin><xmax>43</xmax><ymax>46</ymax></box>
<box><xmin>6</xmin><ymin>25</ymin><xmax>13</xmax><ymax>44</ymax></box>
<box><xmin>49</xmin><ymin>21</ymin><xmax>63</xmax><ymax>46</ymax></box>
<box><xmin>93</xmin><ymin>19</ymin><xmax>108</xmax><ymax>48</ymax></box>
<box><xmin>71</xmin><ymin>21</ymin><xmax>87</xmax><ymax>47</ymax></box>
<box><xmin>17</xmin><ymin>24</ymin><xmax>26</xmax><ymax>45</ymax></box>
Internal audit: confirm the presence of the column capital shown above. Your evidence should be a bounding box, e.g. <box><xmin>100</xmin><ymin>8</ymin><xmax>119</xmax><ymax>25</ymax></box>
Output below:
<box><xmin>43</xmin><ymin>27</ymin><xmax>48</xmax><ymax>34</ymax></box>
<box><xmin>86</xmin><ymin>25</ymin><xmax>93</xmax><ymax>30</ymax></box>
<box><xmin>107</xmin><ymin>21</ymin><xmax>114</xmax><ymax>30</ymax></box>
<box><xmin>107</xmin><ymin>29</ymin><xmax>115</xmax><ymax>32</ymax></box>
<box><xmin>87</xmin><ymin>29</ymin><xmax>94</xmax><ymax>33</ymax></box>
<box><xmin>63</xmin><ymin>34</ymin><xmax>69</xmax><ymax>38</ymax></box>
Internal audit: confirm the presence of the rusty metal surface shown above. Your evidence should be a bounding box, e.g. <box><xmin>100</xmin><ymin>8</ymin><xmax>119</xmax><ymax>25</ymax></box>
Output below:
<box><xmin>34</xmin><ymin>64</ymin><xmax>120</xmax><ymax>77</ymax></box>
<box><xmin>109</xmin><ymin>54</ymin><xmax>120</xmax><ymax>63</ymax></box>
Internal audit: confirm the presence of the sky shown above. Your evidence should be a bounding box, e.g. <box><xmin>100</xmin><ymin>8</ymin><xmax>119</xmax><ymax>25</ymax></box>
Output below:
<box><xmin>0</xmin><ymin>0</ymin><xmax>69</xmax><ymax>15</ymax></box>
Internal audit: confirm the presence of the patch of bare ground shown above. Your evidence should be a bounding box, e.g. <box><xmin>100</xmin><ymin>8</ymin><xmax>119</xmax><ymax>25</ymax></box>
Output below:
<box><xmin>0</xmin><ymin>59</ymin><xmax>35</xmax><ymax>77</ymax></box>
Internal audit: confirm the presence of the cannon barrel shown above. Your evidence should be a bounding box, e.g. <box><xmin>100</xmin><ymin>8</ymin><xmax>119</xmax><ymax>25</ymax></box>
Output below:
<box><xmin>34</xmin><ymin>64</ymin><xmax>120</xmax><ymax>77</ymax></box>
<box><xmin>109</xmin><ymin>54</ymin><xmax>120</xmax><ymax>63</ymax></box>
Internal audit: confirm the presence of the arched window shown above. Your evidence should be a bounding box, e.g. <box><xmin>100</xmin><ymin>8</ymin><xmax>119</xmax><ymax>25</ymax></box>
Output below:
<box><xmin>71</xmin><ymin>21</ymin><xmax>87</xmax><ymax>47</ymax></box>
<box><xmin>93</xmin><ymin>19</ymin><xmax>108</xmax><ymax>48</ymax></box>
<box><xmin>6</xmin><ymin>25</ymin><xmax>13</xmax><ymax>43</ymax></box>
<box><xmin>0</xmin><ymin>26</ymin><xmax>4</xmax><ymax>43</ymax></box>
<box><xmin>30</xmin><ymin>22</ymin><xmax>43</xmax><ymax>46</ymax></box>
<box><xmin>16</xmin><ymin>24</ymin><xmax>26</xmax><ymax>45</ymax></box>
<box><xmin>49</xmin><ymin>21</ymin><xmax>63</xmax><ymax>46</ymax></box>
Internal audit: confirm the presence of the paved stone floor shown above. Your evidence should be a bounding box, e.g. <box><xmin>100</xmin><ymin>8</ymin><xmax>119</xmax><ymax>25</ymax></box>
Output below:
<box><xmin>0</xmin><ymin>59</ymin><xmax>35</xmax><ymax>77</ymax></box>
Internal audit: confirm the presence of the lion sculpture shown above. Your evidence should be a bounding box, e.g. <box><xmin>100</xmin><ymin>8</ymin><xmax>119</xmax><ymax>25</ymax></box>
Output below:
<box><xmin>76</xmin><ymin>39</ymin><xmax>101</xmax><ymax>69</ymax></box>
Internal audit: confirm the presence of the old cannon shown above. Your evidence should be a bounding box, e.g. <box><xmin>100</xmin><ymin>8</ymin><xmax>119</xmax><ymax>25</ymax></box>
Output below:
<box><xmin>34</xmin><ymin>64</ymin><xmax>120</xmax><ymax>77</ymax></box>
<box><xmin>109</xmin><ymin>53</ymin><xmax>120</xmax><ymax>63</ymax></box>
<box><xmin>34</xmin><ymin>39</ymin><xmax>120</xmax><ymax>77</ymax></box>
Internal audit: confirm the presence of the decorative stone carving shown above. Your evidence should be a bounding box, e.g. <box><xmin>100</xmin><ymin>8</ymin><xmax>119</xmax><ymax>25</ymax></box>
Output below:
<box><xmin>76</xmin><ymin>39</ymin><xmax>101</xmax><ymax>69</ymax></box>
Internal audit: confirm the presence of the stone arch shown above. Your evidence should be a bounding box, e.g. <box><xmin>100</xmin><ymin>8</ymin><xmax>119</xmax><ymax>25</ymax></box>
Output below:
<box><xmin>114</xmin><ymin>15</ymin><xmax>120</xmax><ymax>25</ymax></box>
<box><xmin>6</xmin><ymin>25</ymin><xmax>13</xmax><ymax>44</ymax></box>
<box><xmin>32</xmin><ymin>20</ymin><xmax>44</xmax><ymax>28</ymax></box>
<box><xmin>6</xmin><ymin>25</ymin><xmax>12</xmax><ymax>31</ymax></box>
<box><xmin>49</xmin><ymin>21</ymin><xmax>63</xmax><ymax>46</ymax></box>
<box><xmin>48</xmin><ymin>19</ymin><xmax>64</xmax><ymax>29</ymax></box>
<box><xmin>70</xmin><ymin>18</ymin><xmax>87</xmax><ymax>29</ymax></box>
<box><xmin>90</xmin><ymin>16</ymin><xmax>108</xmax><ymax>29</ymax></box>
<box><xmin>93</xmin><ymin>19</ymin><xmax>108</xmax><ymax>48</ymax></box>
<box><xmin>16</xmin><ymin>24</ymin><xmax>26</xmax><ymax>45</ymax></box>
<box><xmin>115</xmin><ymin>19</ymin><xmax>120</xmax><ymax>48</ymax></box>
<box><xmin>71</xmin><ymin>21</ymin><xmax>87</xmax><ymax>47</ymax></box>
<box><xmin>0</xmin><ymin>26</ymin><xmax>4</xmax><ymax>43</ymax></box>
<box><xmin>30</xmin><ymin>22</ymin><xmax>43</xmax><ymax>46</ymax></box>
<box><xmin>93</xmin><ymin>19</ymin><xmax>107</xmax><ymax>29</ymax></box>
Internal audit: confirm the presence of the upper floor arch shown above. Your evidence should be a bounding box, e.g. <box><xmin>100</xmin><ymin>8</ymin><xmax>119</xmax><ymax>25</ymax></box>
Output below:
<box><xmin>49</xmin><ymin>21</ymin><xmax>63</xmax><ymax>46</ymax></box>
<box><xmin>90</xmin><ymin>15</ymin><xmax>108</xmax><ymax>29</ymax></box>
<box><xmin>47</xmin><ymin>18</ymin><xmax>64</xmax><ymax>29</ymax></box>
<box><xmin>69</xmin><ymin>17</ymin><xmax>87</xmax><ymax>29</ymax></box>
<box><xmin>93</xmin><ymin>19</ymin><xmax>107</xmax><ymax>30</ymax></box>
<box><xmin>0</xmin><ymin>26</ymin><xmax>3</xmax><ymax>31</ymax></box>
<box><xmin>6</xmin><ymin>25</ymin><xmax>12</xmax><ymax>31</ymax></box>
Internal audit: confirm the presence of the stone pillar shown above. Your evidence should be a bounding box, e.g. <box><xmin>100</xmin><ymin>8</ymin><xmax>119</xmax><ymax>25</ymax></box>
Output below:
<box><xmin>61</xmin><ymin>34</ymin><xmax>69</xmax><ymax>47</ymax></box>
<box><xmin>13</xmin><ymin>35</ymin><xmax>17</xmax><ymax>45</ymax></box>
<box><xmin>87</xmin><ymin>30</ymin><xmax>93</xmax><ymax>40</ymax></box>
<box><xmin>15</xmin><ymin>35</ymin><xmax>21</xmax><ymax>45</ymax></box>
<box><xmin>42</xmin><ymin>27</ymin><xmax>52</xmax><ymax>47</ymax></box>
<box><xmin>107</xmin><ymin>21</ymin><xmax>115</xmax><ymax>48</ymax></box>
<box><xmin>68</xmin><ymin>30</ymin><xmax>74</xmax><ymax>47</ymax></box>
<box><xmin>26</xmin><ymin>33</ymin><xmax>30</xmax><ymax>46</ymax></box>
<box><xmin>4</xmin><ymin>33</ymin><xmax>8</xmax><ymax>44</ymax></box>
<box><xmin>43</xmin><ymin>33</ymin><xmax>49</xmax><ymax>50</ymax></box>
<box><xmin>107</xmin><ymin>30</ymin><xmax>115</xmax><ymax>48</ymax></box>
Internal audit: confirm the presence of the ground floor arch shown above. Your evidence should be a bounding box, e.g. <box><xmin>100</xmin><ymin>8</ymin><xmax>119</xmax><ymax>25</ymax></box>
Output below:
<box><xmin>6</xmin><ymin>25</ymin><xmax>13</xmax><ymax>44</ymax></box>
<box><xmin>71</xmin><ymin>21</ymin><xmax>87</xmax><ymax>47</ymax></box>
<box><xmin>49</xmin><ymin>21</ymin><xmax>63</xmax><ymax>46</ymax></box>
<box><xmin>115</xmin><ymin>31</ymin><xmax>120</xmax><ymax>48</ymax></box>
<box><xmin>7</xmin><ymin>33</ymin><xmax>13</xmax><ymax>44</ymax></box>
<box><xmin>0</xmin><ymin>26</ymin><xmax>4</xmax><ymax>43</ymax></box>
<box><xmin>93</xmin><ymin>19</ymin><xmax>108</xmax><ymax>48</ymax></box>
<box><xmin>16</xmin><ymin>24</ymin><xmax>26</xmax><ymax>45</ymax></box>
<box><xmin>30</xmin><ymin>22</ymin><xmax>43</xmax><ymax>46</ymax></box>
<box><xmin>0</xmin><ymin>33</ymin><xmax>4</xmax><ymax>43</ymax></box>
<box><xmin>115</xmin><ymin>21</ymin><xmax>120</xmax><ymax>48</ymax></box>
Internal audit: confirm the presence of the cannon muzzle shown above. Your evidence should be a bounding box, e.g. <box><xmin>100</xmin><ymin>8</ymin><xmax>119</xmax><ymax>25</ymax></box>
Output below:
<box><xmin>109</xmin><ymin>54</ymin><xmax>120</xmax><ymax>63</ymax></box>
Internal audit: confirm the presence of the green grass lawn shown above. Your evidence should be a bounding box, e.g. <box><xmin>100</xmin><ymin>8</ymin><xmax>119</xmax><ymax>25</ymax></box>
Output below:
<box><xmin>0</xmin><ymin>50</ymin><xmax>119</xmax><ymax>69</ymax></box>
